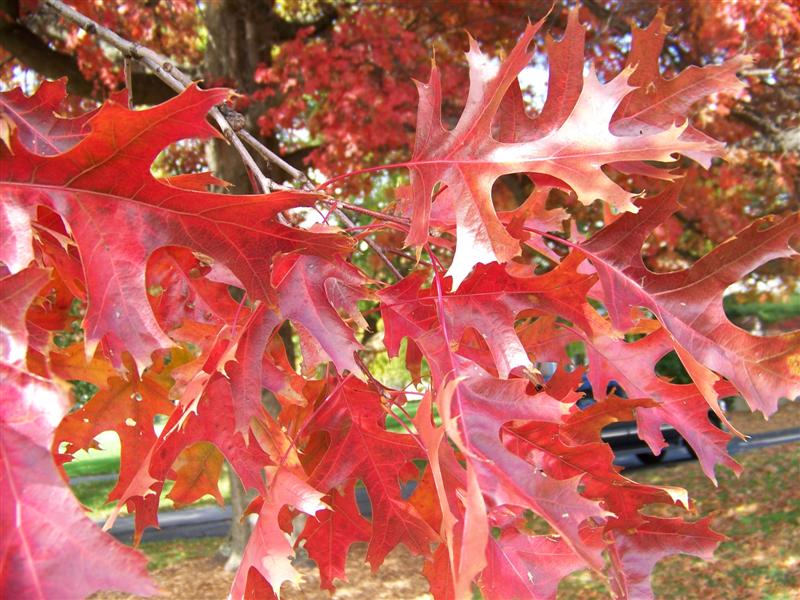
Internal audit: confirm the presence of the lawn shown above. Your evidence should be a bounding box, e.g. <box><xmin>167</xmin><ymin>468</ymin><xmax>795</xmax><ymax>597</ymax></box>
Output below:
<box><xmin>558</xmin><ymin>441</ymin><xmax>800</xmax><ymax>599</ymax></box>
<box><xmin>94</xmin><ymin>441</ymin><xmax>799</xmax><ymax>599</ymax></box>
<box><xmin>67</xmin><ymin>432</ymin><xmax>231</xmax><ymax>517</ymax></box>
<box><xmin>63</xmin><ymin>431</ymin><xmax>121</xmax><ymax>478</ymax></box>
<box><xmin>136</xmin><ymin>537</ymin><xmax>226</xmax><ymax>571</ymax></box>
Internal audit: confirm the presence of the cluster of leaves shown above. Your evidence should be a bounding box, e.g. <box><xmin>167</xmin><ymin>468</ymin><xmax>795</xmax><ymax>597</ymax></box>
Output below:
<box><xmin>4</xmin><ymin>1</ymin><xmax>798</xmax><ymax>287</ymax></box>
<box><xmin>258</xmin><ymin>1</ymin><xmax>800</xmax><ymax>280</ymax></box>
<box><xmin>1</xmin><ymin>8</ymin><xmax>799</xmax><ymax>600</ymax></box>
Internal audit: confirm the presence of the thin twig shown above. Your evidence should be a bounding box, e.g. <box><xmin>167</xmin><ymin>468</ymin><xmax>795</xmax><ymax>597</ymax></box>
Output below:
<box><xmin>333</xmin><ymin>208</ymin><xmax>402</xmax><ymax>279</ymax></box>
<box><xmin>43</xmin><ymin>0</ymin><xmax>275</xmax><ymax>194</ymax></box>
<box><xmin>237</xmin><ymin>128</ymin><xmax>409</xmax><ymax>275</ymax></box>
<box><xmin>386</xmin><ymin>247</ymin><xmax>431</xmax><ymax>266</ymax></box>
<box><xmin>238</xmin><ymin>130</ymin><xmax>308</xmax><ymax>184</ymax></box>
<box><xmin>329</xmin><ymin>199</ymin><xmax>410</xmax><ymax>227</ymax></box>
<box><xmin>122</xmin><ymin>58</ymin><xmax>133</xmax><ymax>108</ymax></box>
<box><xmin>43</xmin><ymin>0</ymin><xmax>409</xmax><ymax>277</ymax></box>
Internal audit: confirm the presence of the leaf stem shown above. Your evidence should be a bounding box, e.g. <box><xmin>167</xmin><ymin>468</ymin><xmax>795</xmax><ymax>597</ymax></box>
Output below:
<box><xmin>334</xmin><ymin>208</ymin><xmax>402</xmax><ymax>279</ymax></box>
<box><xmin>326</xmin><ymin>199</ymin><xmax>410</xmax><ymax>227</ymax></box>
<box><xmin>523</xmin><ymin>226</ymin><xmax>583</xmax><ymax>252</ymax></box>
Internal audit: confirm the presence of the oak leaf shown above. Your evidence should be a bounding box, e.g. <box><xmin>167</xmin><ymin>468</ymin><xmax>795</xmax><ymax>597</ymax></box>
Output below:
<box><xmin>0</xmin><ymin>84</ymin><xmax>349</xmax><ymax>371</ymax></box>
<box><xmin>305</xmin><ymin>378</ymin><xmax>438</xmax><ymax>568</ymax></box>
<box><xmin>406</xmin><ymin>15</ymin><xmax>724</xmax><ymax>286</ymax></box>
<box><xmin>580</xmin><ymin>188</ymin><xmax>800</xmax><ymax>416</ymax></box>
<box><xmin>297</xmin><ymin>485</ymin><xmax>371</xmax><ymax>591</ymax></box>
<box><xmin>0</xmin><ymin>362</ymin><xmax>156</xmax><ymax>599</ymax></box>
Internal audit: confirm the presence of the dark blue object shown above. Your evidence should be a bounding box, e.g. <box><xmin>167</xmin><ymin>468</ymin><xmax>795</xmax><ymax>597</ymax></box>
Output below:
<box><xmin>576</xmin><ymin>375</ymin><xmax>722</xmax><ymax>465</ymax></box>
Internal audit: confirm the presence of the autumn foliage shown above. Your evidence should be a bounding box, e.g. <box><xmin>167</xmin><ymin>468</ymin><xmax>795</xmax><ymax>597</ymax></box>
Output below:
<box><xmin>1</xmin><ymin>6</ymin><xmax>798</xmax><ymax>600</ymax></box>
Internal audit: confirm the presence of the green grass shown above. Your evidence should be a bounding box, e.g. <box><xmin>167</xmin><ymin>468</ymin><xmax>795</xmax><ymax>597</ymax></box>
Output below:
<box><xmin>383</xmin><ymin>396</ymin><xmax>443</xmax><ymax>434</ymax></box>
<box><xmin>71</xmin><ymin>473</ymin><xmax>232</xmax><ymax>517</ymax></box>
<box><xmin>66</xmin><ymin>433</ymin><xmax>232</xmax><ymax>517</ymax></box>
<box><xmin>137</xmin><ymin>536</ymin><xmax>225</xmax><ymax>571</ymax></box>
<box><xmin>384</xmin><ymin>398</ymin><xmax>420</xmax><ymax>433</ymax></box>
<box><xmin>557</xmin><ymin>442</ymin><xmax>800</xmax><ymax>599</ymax></box>
<box><xmin>71</xmin><ymin>478</ymin><xmax>121</xmax><ymax>513</ymax></box>
<box><xmin>63</xmin><ymin>431</ymin><xmax>122</xmax><ymax>478</ymax></box>
<box><xmin>64</xmin><ymin>452</ymin><xmax>121</xmax><ymax>478</ymax></box>
<box><xmin>723</xmin><ymin>294</ymin><xmax>800</xmax><ymax>324</ymax></box>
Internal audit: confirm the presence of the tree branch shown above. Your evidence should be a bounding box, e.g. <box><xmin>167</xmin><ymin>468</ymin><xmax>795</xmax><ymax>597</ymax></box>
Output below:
<box><xmin>0</xmin><ymin>4</ymin><xmax>173</xmax><ymax>104</ymax></box>
<box><xmin>334</xmin><ymin>208</ymin><xmax>402</xmax><ymax>280</ymax></box>
<box><xmin>42</xmin><ymin>0</ymin><xmax>276</xmax><ymax>193</ymax></box>
<box><xmin>37</xmin><ymin>0</ymin><xmax>406</xmax><ymax>280</ymax></box>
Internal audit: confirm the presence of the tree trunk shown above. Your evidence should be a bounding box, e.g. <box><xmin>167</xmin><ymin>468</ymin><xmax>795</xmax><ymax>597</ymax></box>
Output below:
<box><xmin>204</xmin><ymin>0</ymin><xmax>336</xmax><ymax>568</ymax></box>
<box><xmin>222</xmin><ymin>466</ymin><xmax>253</xmax><ymax>571</ymax></box>
<box><xmin>202</xmin><ymin>0</ymin><xmax>291</xmax><ymax>570</ymax></box>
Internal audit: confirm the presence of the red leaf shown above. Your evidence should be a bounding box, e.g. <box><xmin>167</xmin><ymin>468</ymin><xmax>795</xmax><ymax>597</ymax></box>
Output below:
<box><xmin>423</xmin><ymin>545</ymin><xmax>456</xmax><ymax>600</ymax></box>
<box><xmin>413</xmin><ymin>392</ymin><xmax>480</xmax><ymax>599</ymax></box>
<box><xmin>231</xmin><ymin>469</ymin><xmax>326</xmax><ymax>599</ymax></box>
<box><xmin>146</xmin><ymin>246</ymin><xmax>242</xmax><ymax>333</ymax></box>
<box><xmin>479</xmin><ymin>529</ymin><xmax>601</xmax><ymax>600</ymax></box>
<box><xmin>576</xmin><ymin>316</ymin><xmax>741</xmax><ymax>482</ymax></box>
<box><xmin>608</xmin><ymin>516</ymin><xmax>725</xmax><ymax>600</ymax></box>
<box><xmin>0</xmin><ymin>267</ymin><xmax>50</xmax><ymax>364</ymax></box>
<box><xmin>613</xmin><ymin>11</ymin><xmax>752</xmax><ymax>153</ymax></box>
<box><xmin>227</xmin><ymin>304</ymin><xmax>282</xmax><ymax>435</ymax></box>
<box><xmin>441</xmin><ymin>376</ymin><xmax>609</xmax><ymax>570</ymax></box>
<box><xmin>0</xmin><ymin>79</ymin><xmax>91</xmax><ymax>155</ymax></box>
<box><xmin>509</xmin><ymin>408</ymin><xmax>688</xmax><ymax>529</ymax></box>
<box><xmin>166</xmin><ymin>441</ymin><xmax>225</xmax><ymax>508</ymax></box>
<box><xmin>581</xmin><ymin>188</ymin><xmax>800</xmax><ymax>416</ymax></box>
<box><xmin>298</xmin><ymin>485</ymin><xmax>371</xmax><ymax>591</ymax></box>
<box><xmin>0</xmin><ymin>362</ymin><xmax>156</xmax><ymax>599</ymax></box>
<box><xmin>379</xmin><ymin>256</ymin><xmax>593</xmax><ymax>383</ymax></box>
<box><xmin>306</xmin><ymin>378</ymin><xmax>438</xmax><ymax>568</ymax></box>
<box><xmin>54</xmin><ymin>359</ymin><xmax>177</xmax><ymax>508</ymax></box>
<box><xmin>1</xmin><ymin>85</ymin><xmax>349</xmax><ymax>371</ymax></box>
<box><xmin>406</xmin><ymin>15</ymin><xmax>723</xmax><ymax>285</ymax></box>
<box><xmin>111</xmin><ymin>373</ymin><xmax>272</xmax><ymax>541</ymax></box>
<box><xmin>272</xmin><ymin>254</ymin><xmax>369</xmax><ymax>375</ymax></box>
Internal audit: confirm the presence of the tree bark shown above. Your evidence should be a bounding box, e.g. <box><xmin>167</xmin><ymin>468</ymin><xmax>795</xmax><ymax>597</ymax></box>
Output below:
<box><xmin>222</xmin><ymin>466</ymin><xmax>253</xmax><ymax>572</ymax></box>
<box><xmin>204</xmin><ymin>1</ymin><xmax>260</xmax><ymax>568</ymax></box>
<box><xmin>203</xmin><ymin>0</ymin><xmax>299</xmax><ymax>569</ymax></box>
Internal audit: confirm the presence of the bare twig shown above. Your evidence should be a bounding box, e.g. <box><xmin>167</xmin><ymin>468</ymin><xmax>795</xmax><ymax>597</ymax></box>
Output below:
<box><xmin>385</xmin><ymin>247</ymin><xmax>430</xmax><ymax>266</ymax></box>
<box><xmin>43</xmin><ymin>0</ymin><xmax>275</xmax><ymax>193</ymax></box>
<box><xmin>122</xmin><ymin>58</ymin><xmax>133</xmax><ymax>108</ymax></box>
<box><xmin>333</xmin><ymin>208</ymin><xmax>402</xmax><ymax>279</ymax></box>
<box><xmin>238</xmin><ymin>129</ymin><xmax>308</xmax><ymax>184</ymax></box>
<box><xmin>330</xmin><ymin>199</ymin><xmax>410</xmax><ymax>227</ymax></box>
<box><xmin>43</xmin><ymin>0</ymin><xmax>408</xmax><ymax>279</ymax></box>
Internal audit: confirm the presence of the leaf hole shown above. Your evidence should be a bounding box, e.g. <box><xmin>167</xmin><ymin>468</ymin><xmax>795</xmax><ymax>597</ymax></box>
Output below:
<box><xmin>491</xmin><ymin>174</ymin><xmax>533</xmax><ymax>211</ymax></box>
<box><xmin>654</xmin><ymin>351</ymin><xmax>692</xmax><ymax>384</ymax></box>
<box><xmin>151</xmin><ymin>139</ymin><xmax>208</xmax><ymax>179</ymax></box>
<box><xmin>723</xmin><ymin>257</ymin><xmax>799</xmax><ymax>337</ymax></box>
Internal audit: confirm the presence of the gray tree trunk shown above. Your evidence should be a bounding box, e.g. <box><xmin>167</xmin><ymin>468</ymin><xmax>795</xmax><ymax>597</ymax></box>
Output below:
<box><xmin>223</xmin><ymin>465</ymin><xmax>253</xmax><ymax>571</ymax></box>
<box><xmin>203</xmin><ymin>0</ymin><xmax>273</xmax><ymax>571</ymax></box>
<box><xmin>203</xmin><ymin>0</ymin><xmax>320</xmax><ymax>570</ymax></box>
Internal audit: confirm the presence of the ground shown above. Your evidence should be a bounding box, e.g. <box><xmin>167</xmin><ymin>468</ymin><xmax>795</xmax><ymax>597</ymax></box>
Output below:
<box><xmin>727</xmin><ymin>399</ymin><xmax>800</xmax><ymax>435</ymax></box>
<box><xmin>93</xmin><ymin>433</ymin><xmax>799</xmax><ymax>600</ymax></box>
<box><xmin>95</xmin><ymin>545</ymin><xmax>434</xmax><ymax>600</ymax></box>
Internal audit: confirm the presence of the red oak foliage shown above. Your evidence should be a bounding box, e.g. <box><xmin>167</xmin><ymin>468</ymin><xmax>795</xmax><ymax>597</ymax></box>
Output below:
<box><xmin>1</xmin><ymin>8</ymin><xmax>798</xmax><ymax>600</ymax></box>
